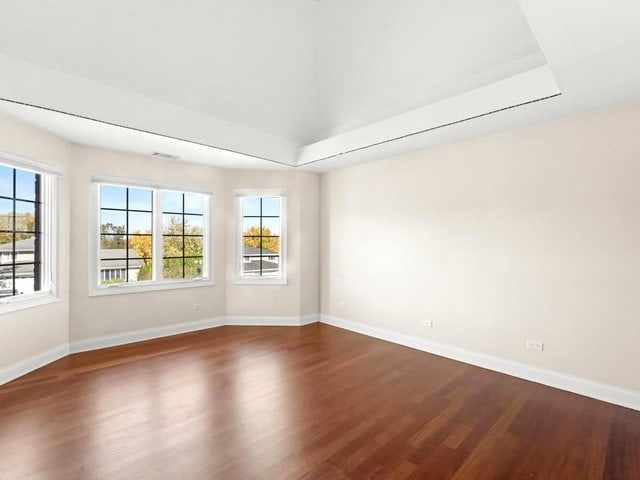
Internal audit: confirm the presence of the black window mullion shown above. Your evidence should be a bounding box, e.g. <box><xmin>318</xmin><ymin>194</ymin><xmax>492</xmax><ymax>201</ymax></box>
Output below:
<box><xmin>259</xmin><ymin>198</ymin><xmax>263</xmax><ymax>276</ymax></box>
<box><xmin>125</xmin><ymin>188</ymin><xmax>129</xmax><ymax>282</ymax></box>
<box><xmin>11</xmin><ymin>169</ymin><xmax>16</xmax><ymax>295</ymax></box>
<box><xmin>33</xmin><ymin>174</ymin><xmax>41</xmax><ymax>292</ymax></box>
<box><xmin>182</xmin><ymin>194</ymin><xmax>185</xmax><ymax>278</ymax></box>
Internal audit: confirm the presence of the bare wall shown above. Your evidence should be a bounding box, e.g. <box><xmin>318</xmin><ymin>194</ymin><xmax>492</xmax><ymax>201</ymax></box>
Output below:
<box><xmin>320</xmin><ymin>101</ymin><xmax>640</xmax><ymax>392</ymax></box>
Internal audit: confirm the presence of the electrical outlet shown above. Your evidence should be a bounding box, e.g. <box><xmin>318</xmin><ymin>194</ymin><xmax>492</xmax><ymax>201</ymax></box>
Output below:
<box><xmin>422</xmin><ymin>319</ymin><xmax>433</xmax><ymax>328</ymax></box>
<box><xmin>192</xmin><ymin>303</ymin><xmax>204</xmax><ymax>310</ymax></box>
<box><xmin>526</xmin><ymin>339</ymin><xmax>544</xmax><ymax>351</ymax></box>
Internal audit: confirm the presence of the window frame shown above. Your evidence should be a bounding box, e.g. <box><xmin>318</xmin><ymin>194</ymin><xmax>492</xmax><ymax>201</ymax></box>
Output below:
<box><xmin>235</xmin><ymin>189</ymin><xmax>287</xmax><ymax>285</ymax></box>
<box><xmin>90</xmin><ymin>175</ymin><xmax>213</xmax><ymax>296</ymax></box>
<box><xmin>0</xmin><ymin>150</ymin><xmax>60</xmax><ymax>315</ymax></box>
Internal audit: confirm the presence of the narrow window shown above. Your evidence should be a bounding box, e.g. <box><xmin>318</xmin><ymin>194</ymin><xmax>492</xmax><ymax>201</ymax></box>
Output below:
<box><xmin>236</xmin><ymin>191</ymin><xmax>286</xmax><ymax>283</ymax></box>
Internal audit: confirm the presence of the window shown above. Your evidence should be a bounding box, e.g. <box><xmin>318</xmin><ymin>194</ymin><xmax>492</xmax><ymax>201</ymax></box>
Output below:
<box><xmin>236</xmin><ymin>190</ymin><xmax>286</xmax><ymax>283</ymax></box>
<box><xmin>0</xmin><ymin>152</ymin><xmax>59</xmax><ymax>312</ymax></box>
<box><xmin>92</xmin><ymin>178</ymin><xmax>211</xmax><ymax>294</ymax></box>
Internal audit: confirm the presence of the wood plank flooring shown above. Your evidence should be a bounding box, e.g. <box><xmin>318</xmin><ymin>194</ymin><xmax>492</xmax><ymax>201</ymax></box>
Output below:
<box><xmin>0</xmin><ymin>323</ymin><xmax>638</xmax><ymax>479</ymax></box>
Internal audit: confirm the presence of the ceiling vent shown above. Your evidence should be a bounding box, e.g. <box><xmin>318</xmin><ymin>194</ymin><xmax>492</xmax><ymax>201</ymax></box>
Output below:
<box><xmin>151</xmin><ymin>151</ymin><xmax>180</xmax><ymax>160</ymax></box>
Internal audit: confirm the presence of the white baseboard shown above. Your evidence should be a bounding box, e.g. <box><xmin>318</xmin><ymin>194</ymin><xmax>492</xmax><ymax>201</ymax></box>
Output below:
<box><xmin>226</xmin><ymin>313</ymin><xmax>319</xmax><ymax>327</ymax></box>
<box><xmin>300</xmin><ymin>313</ymin><xmax>320</xmax><ymax>325</ymax></box>
<box><xmin>10</xmin><ymin>313</ymin><xmax>636</xmax><ymax>412</ymax></box>
<box><xmin>69</xmin><ymin>316</ymin><xmax>226</xmax><ymax>353</ymax></box>
<box><xmin>320</xmin><ymin>314</ymin><xmax>640</xmax><ymax>411</ymax></box>
<box><xmin>0</xmin><ymin>343</ymin><xmax>69</xmax><ymax>386</ymax></box>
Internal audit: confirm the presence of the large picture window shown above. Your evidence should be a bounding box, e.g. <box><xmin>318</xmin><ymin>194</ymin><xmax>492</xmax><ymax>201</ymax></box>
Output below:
<box><xmin>93</xmin><ymin>179</ymin><xmax>211</xmax><ymax>294</ymax></box>
<box><xmin>0</xmin><ymin>153</ymin><xmax>59</xmax><ymax>311</ymax></box>
<box><xmin>236</xmin><ymin>190</ymin><xmax>286</xmax><ymax>283</ymax></box>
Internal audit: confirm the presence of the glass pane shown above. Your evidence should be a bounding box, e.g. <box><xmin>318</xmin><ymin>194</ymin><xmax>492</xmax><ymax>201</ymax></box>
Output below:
<box><xmin>243</xmin><ymin>238</ymin><xmax>262</xmax><ymax>256</ymax></box>
<box><xmin>261</xmin><ymin>236</ymin><xmax>280</xmax><ymax>255</ymax></box>
<box><xmin>101</xmin><ymin>210</ymin><xmax>126</xmax><ymax>233</ymax></box>
<box><xmin>241</xmin><ymin>256</ymin><xmax>260</xmax><ymax>276</ymax></box>
<box><xmin>100</xmin><ymin>244</ymin><xmax>126</xmax><ymax>263</ymax></box>
<box><xmin>262</xmin><ymin>217</ymin><xmax>280</xmax><ymax>236</ymax></box>
<box><xmin>128</xmin><ymin>188</ymin><xmax>152</xmax><ymax>211</ymax></box>
<box><xmin>15</xmin><ymin>170</ymin><xmax>37</xmax><ymax>201</ymax></box>
<box><xmin>242</xmin><ymin>216</ymin><xmax>260</xmax><ymax>234</ymax></box>
<box><xmin>15</xmin><ymin>201</ymin><xmax>36</xmax><ymax>232</ymax></box>
<box><xmin>261</xmin><ymin>257</ymin><xmax>280</xmax><ymax>276</ymax></box>
<box><xmin>14</xmin><ymin>237</ymin><xmax>35</xmax><ymax>262</ymax></box>
<box><xmin>162</xmin><ymin>191</ymin><xmax>183</xmax><ymax>213</ymax></box>
<box><xmin>184</xmin><ymin>215</ymin><xmax>203</xmax><ymax>235</ymax></box>
<box><xmin>0</xmin><ymin>198</ymin><xmax>13</xmax><ymax>231</ymax></box>
<box><xmin>14</xmin><ymin>232</ymin><xmax>33</xmax><ymax>242</ymax></box>
<box><xmin>127</xmin><ymin>256</ymin><xmax>147</xmax><ymax>283</ymax></box>
<box><xmin>0</xmin><ymin>249</ymin><xmax>13</xmax><ymax>265</ymax></box>
<box><xmin>0</xmin><ymin>166</ymin><xmax>13</xmax><ymax>197</ymax></box>
<box><xmin>242</xmin><ymin>196</ymin><xmax>260</xmax><ymax>216</ymax></box>
<box><xmin>0</xmin><ymin>273</ymin><xmax>14</xmax><ymax>296</ymax></box>
<box><xmin>134</xmin><ymin>260</ymin><xmax>153</xmax><ymax>282</ymax></box>
<box><xmin>262</xmin><ymin>197</ymin><xmax>280</xmax><ymax>217</ymax></box>
<box><xmin>162</xmin><ymin>258</ymin><xmax>183</xmax><ymax>279</ymax></box>
<box><xmin>14</xmin><ymin>262</ymin><xmax>36</xmax><ymax>294</ymax></box>
<box><xmin>128</xmin><ymin>234</ymin><xmax>152</xmax><ymax>260</ymax></box>
<box><xmin>184</xmin><ymin>257</ymin><xmax>203</xmax><ymax>279</ymax></box>
<box><xmin>163</xmin><ymin>214</ymin><xmax>183</xmax><ymax>234</ymax></box>
<box><xmin>100</xmin><ymin>185</ymin><xmax>126</xmax><ymax>209</ymax></box>
<box><xmin>184</xmin><ymin>236</ymin><xmax>203</xmax><ymax>256</ymax></box>
<box><xmin>100</xmin><ymin>234</ymin><xmax>125</xmax><ymax>250</ymax></box>
<box><xmin>184</xmin><ymin>193</ymin><xmax>203</xmax><ymax>214</ymax></box>
<box><xmin>162</xmin><ymin>235</ymin><xmax>183</xmax><ymax>258</ymax></box>
<box><xmin>128</xmin><ymin>211</ymin><xmax>152</xmax><ymax>233</ymax></box>
<box><xmin>99</xmin><ymin>259</ymin><xmax>127</xmax><ymax>285</ymax></box>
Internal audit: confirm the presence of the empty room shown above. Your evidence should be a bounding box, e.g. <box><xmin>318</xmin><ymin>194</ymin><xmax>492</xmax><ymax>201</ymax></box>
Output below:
<box><xmin>0</xmin><ymin>1</ymin><xmax>639</xmax><ymax>479</ymax></box>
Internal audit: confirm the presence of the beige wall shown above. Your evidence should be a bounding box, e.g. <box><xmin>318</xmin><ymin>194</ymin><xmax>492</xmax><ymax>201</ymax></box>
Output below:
<box><xmin>321</xmin><ymin>102</ymin><xmax>640</xmax><ymax>392</ymax></box>
<box><xmin>298</xmin><ymin>172</ymin><xmax>321</xmax><ymax>316</ymax></box>
<box><xmin>0</xmin><ymin>116</ymin><xmax>71</xmax><ymax>366</ymax></box>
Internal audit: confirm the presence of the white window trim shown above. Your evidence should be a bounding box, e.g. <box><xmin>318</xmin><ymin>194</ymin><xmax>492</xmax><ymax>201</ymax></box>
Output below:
<box><xmin>89</xmin><ymin>175</ymin><xmax>214</xmax><ymax>296</ymax></box>
<box><xmin>0</xmin><ymin>151</ymin><xmax>60</xmax><ymax>315</ymax></box>
<box><xmin>234</xmin><ymin>188</ymin><xmax>287</xmax><ymax>285</ymax></box>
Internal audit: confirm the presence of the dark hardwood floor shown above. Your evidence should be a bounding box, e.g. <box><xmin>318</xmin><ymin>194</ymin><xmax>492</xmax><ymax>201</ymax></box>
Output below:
<box><xmin>0</xmin><ymin>323</ymin><xmax>638</xmax><ymax>479</ymax></box>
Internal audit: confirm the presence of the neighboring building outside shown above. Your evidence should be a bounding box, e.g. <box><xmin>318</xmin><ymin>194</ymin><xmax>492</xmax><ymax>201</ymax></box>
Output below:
<box><xmin>242</xmin><ymin>245</ymin><xmax>279</xmax><ymax>276</ymax></box>
<box><xmin>0</xmin><ymin>237</ymin><xmax>36</xmax><ymax>296</ymax></box>
<box><xmin>99</xmin><ymin>248</ymin><xmax>145</xmax><ymax>283</ymax></box>
<box><xmin>0</xmin><ymin>237</ymin><xmax>145</xmax><ymax>295</ymax></box>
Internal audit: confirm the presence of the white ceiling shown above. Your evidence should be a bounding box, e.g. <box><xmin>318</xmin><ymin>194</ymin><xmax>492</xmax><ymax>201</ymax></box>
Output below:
<box><xmin>0</xmin><ymin>0</ymin><xmax>318</xmax><ymax>143</ymax></box>
<box><xmin>312</xmin><ymin>0</ymin><xmax>544</xmax><ymax>141</ymax></box>
<box><xmin>0</xmin><ymin>0</ymin><xmax>638</xmax><ymax>171</ymax></box>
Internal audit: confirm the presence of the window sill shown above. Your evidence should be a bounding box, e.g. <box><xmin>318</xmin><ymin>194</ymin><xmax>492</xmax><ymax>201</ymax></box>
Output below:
<box><xmin>234</xmin><ymin>277</ymin><xmax>288</xmax><ymax>285</ymax></box>
<box><xmin>89</xmin><ymin>278</ymin><xmax>214</xmax><ymax>296</ymax></box>
<box><xmin>0</xmin><ymin>291</ymin><xmax>59</xmax><ymax>315</ymax></box>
